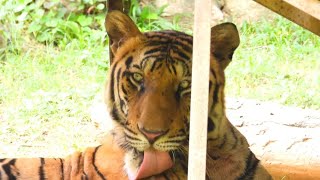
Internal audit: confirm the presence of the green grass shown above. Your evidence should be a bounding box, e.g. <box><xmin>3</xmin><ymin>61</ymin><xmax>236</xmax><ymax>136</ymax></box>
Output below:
<box><xmin>225</xmin><ymin>17</ymin><xmax>320</xmax><ymax>109</ymax></box>
<box><xmin>0</xmin><ymin>7</ymin><xmax>110</xmax><ymax>156</ymax></box>
<box><xmin>0</xmin><ymin>37</ymin><xmax>109</xmax><ymax>157</ymax></box>
<box><xmin>0</xmin><ymin>11</ymin><xmax>319</xmax><ymax>157</ymax></box>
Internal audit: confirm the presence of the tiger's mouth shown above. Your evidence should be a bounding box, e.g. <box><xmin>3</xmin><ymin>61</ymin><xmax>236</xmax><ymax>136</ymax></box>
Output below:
<box><xmin>127</xmin><ymin>137</ymin><xmax>188</xmax><ymax>179</ymax></box>
<box><xmin>130</xmin><ymin>149</ymin><xmax>174</xmax><ymax>180</ymax></box>
<box><xmin>121</xmin><ymin>125</ymin><xmax>187</xmax><ymax>179</ymax></box>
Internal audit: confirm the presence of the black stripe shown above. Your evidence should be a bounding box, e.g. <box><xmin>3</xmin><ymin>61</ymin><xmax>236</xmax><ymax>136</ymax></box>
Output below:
<box><xmin>119</xmin><ymin>99</ymin><xmax>126</xmax><ymax>114</ymax></box>
<box><xmin>146</xmin><ymin>32</ymin><xmax>193</xmax><ymax>45</ymax></box>
<box><xmin>171</xmin><ymin>170</ymin><xmax>181</xmax><ymax>180</ymax></box>
<box><xmin>231</xmin><ymin>128</ymin><xmax>239</xmax><ymax>150</ymax></box>
<box><xmin>116</xmin><ymin>68</ymin><xmax>122</xmax><ymax>88</ymax></box>
<box><xmin>167</xmin><ymin>63</ymin><xmax>173</xmax><ymax>74</ymax></box>
<box><xmin>167</xmin><ymin>134</ymin><xmax>185</xmax><ymax>139</ymax></box>
<box><xmin>125</xmin><ymin>134</ymin><xmax>141</xmax><ymax>141</ymax></box>
<box><xmin>150</xmin><ymin>59</ymin><xmax>162</xmax><ymax>72</ymax></box>
<box><xmin>39</xmin><ymin>158</ymin><xmax>45</xmax><ymax>180</ymax></box>
<box><xmin>144</xmin><ymin>47</ymin><xmax>166</xmax><ymax>55</ymax></box>
<box><xmin>171</xmin><ymin>64</ymin><xmax>177</xmax><ymax>75</ymax></box>
<box><xmin>115</xmin><ymin>67</ymin><xmax>122</xmax><ymax>117</ymax></box>
<box><xmin>163</xmin><ymin>140</ymin><xmax>183</xmax><ymax>144</ymax></box>
<box><xmin>172</xmin><ymin>42</ymin><xmax>192</xmax><ymax>54</ymax></box>
<box><xmin>237</xmin><ymin>151</ymin><xmax>260</xmax><ymax>180</ymax></box>
<box><xmin>213</xmin><ymin>84</ymin><xmax>220</xmax><ymax>104</ymax></box>
<box><xmin>228</xmin><ymin>52</ymin><xmax>234</xmax><ymax>60</ymax></box>
<box><xmin>109</xmin><ymin>61</ymin><xmax>118</xmax><ymax>102</ymax></box>
<box><xmin>122</xmin><ymin>71</ymin><xmax>131</xmax><ymax>79</ymax></box>
<box><xmin>0</xmin><ymin>159</ymin><xmax>5</xmax><ymax>162</ymax></box>
<box><xmin>175</xmin><ymin>90</ymin><xmax>181</xmax><ymax>101</ymax></box>
<box><xmin>147</xmin><ymin>41</ymin><xmax>170</xmax><ymax>47</ymax></box>
<box><xmin>59</xmin><ymin>158</ymin><xmax>64</xmax><ymax>180</ymax></box>
<box><xmin>180</xmin><ymin>161</ymin><xmax>188</xmax><ymax>174</ymax></box>
<box><xmin>207</xmin><ymin>117</ymin><xmax>215</xmax><ymax>132</ymax></box>
<box><xmin>208</xmin><ymin>153</ymin><xmax>220</xmax><ymax>160</ymax></box>
<box><xmin>111</xmin><ymin>107</ymin><xmax>121</xmax><ymax>121</ymax></box>
<box><xmin>163</xmin><ymin>173</ymin><xmax>170</xmax><ymax>180</ymax></box>
<box><xmin>121</xmin><ymin>85</ymin><xmax>127</xmax><ymax>95</ymax></box>
<box><xmin>146</xmin><ymin>36</ymin><xmax>193</xmax><ymax>49</ymax></box>
<box><xmin>176</xmin><ymin>51</ymin><xmax>190</xmax><ymax>61</ymax></box>
<box><xmin>3</xmin><ymin>159</ymin><xmax>17</xmax><ymax>180</ymax></box>
<box><xmin>125</xmin><ymin>56</ymin><xmax>133</xmax><ymax>68</ymax></box>
<box><xmin>140</xmin><ymin>55</ymin><xmax>164</xmax><ymax>67</ymax></box>
<box><xmin>218</xmin><ymin>134</ymin><xmax>227</xmax><ymax>149</ymax></box>
<box><xmin>210</xmin><ymin>69</ymin><xmax>217</xmax><ymax>79</ymax></box>
<box><xmin>140</xmin><ymin>56</ymin><xmax>163</xmax><ymax>70</ymax></box>
<box><xmin>124</xmin><ymin>126</ymin><xmax>138</xmax><ymax>135</ymax></box>
<box><xmin>81</xmin><ymin>172</ymin><xmax>89</xmax><ymax>180</ymax></box>
<box><xmin>210</xmin><ymin>69</ymin><xmax>219</xmax><ymax>109</ymax></box>
<box><xmin>132</xmin><ymin>64</ymin><xmax>140</xmax><ymax>69</ymax></box>
<box><xmin>92</xmin><ymin>146</ymin><xmax>106</xmax><ymax>180</ymax></box>
<box><xmin>155</xmin><ymin>62</ymin><xmax>163</xmax><ymax>70</ymax></box>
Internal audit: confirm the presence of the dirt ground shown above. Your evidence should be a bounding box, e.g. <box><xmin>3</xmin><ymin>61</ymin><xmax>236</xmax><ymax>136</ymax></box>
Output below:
<box><xmin>226</xmin><ymin>97</ymin><xmax>320</xmax><ymax>179</ymax></box>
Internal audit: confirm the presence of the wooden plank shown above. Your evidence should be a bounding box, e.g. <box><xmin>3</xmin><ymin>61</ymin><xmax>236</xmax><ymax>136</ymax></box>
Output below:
<box><xmin>254</xmin><ymin>0</ymin><xmax>320</xmax><ymax>36</ymax></box>
<box><xmin>188</xmin><ymin>0</ymin><xmax>211</xmax><ymax>179</ymax></box>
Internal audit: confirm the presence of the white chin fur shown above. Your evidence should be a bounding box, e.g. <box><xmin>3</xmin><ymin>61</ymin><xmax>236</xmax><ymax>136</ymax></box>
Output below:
<box><xmin>124</xmin><ymin>150</ymin><xmax>142</xmax><ymax>179</ymax></box>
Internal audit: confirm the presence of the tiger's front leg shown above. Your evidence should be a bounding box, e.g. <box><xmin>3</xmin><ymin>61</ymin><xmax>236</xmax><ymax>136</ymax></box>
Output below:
<box><xmin>0</xmin><ymin>135</ymin><xmax>128</xmax><ymax>180</ymax></box>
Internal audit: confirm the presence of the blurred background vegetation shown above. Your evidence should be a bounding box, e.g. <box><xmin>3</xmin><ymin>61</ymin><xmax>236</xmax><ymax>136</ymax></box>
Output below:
<box><xmin>0</xmin><ymin>0</ymin><xmax>319</xmax><ymax>157</ymax></box>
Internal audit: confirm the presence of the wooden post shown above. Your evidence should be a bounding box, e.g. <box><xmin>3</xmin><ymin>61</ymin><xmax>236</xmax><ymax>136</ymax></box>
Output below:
<box><xmin>188</xmin><ymin>0</ymin><xmax>212</xmax><ymax>179</ymax></box>
<box><xmin>253</xmin><ymin>0</ymin><xmax>320</xmax><ymax>36</ymax></box>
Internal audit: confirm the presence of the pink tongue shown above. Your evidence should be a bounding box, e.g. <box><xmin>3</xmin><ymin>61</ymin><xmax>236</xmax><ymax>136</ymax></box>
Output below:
<box><xmin>133</xmin><ymin>150</ymin><xmax>173</xmax><ymax>180</ymax></box>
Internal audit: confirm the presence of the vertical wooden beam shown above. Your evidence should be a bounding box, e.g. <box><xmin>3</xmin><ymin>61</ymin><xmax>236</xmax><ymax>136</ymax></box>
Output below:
<box><xmin>107</xmin><ymin>0</ymin><xmax>131</xmax><ymax>64</ymax></box>
<box><xmin>188</xmin><ymin>0</ymin><xmax>211</xmax><ymax>179</ymax></box>
<box><xmin>254</xmin><ymin>0</ymin><xmax>320</xmax><ymax>36</ymax></box>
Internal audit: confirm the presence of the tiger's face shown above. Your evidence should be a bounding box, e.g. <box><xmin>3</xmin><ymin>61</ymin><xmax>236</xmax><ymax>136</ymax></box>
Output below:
<box><xmin>108</xmin><ymin>32</ymin><xmax>192</xmax><ymax>153</ymax></box>
<box><xmin>105</xmin><ymin>11</ymin><xmax>239</xmax><ymax>179</ymax></box>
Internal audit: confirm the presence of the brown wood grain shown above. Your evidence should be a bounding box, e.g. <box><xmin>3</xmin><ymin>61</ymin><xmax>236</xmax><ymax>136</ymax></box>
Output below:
<box><xmin>254</xmin><ymin>0</ymin><xmax>320</xmax><ymax>36</ymax></box>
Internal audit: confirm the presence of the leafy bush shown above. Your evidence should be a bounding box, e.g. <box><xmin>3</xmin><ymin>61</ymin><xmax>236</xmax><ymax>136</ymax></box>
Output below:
<box><xmin>129</xmin><ymin>0</ymin><xmax>181</xmax><ymax>31</ymax></box>
<box><xmin>1</xmin><ymin>0</ymin><xmax>107</xmax><ymax>48</ymax></box>
<box><xmin>0</xmin><ymin>0</ymin><xmax>179</xmax><ymax>50</ymax></box>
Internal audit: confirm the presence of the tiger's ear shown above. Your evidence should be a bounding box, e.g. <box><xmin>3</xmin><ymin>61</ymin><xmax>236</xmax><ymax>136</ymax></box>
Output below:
<box><xmin>105</xmin><ymin>10</ymin><xmax>143</xmax><ymax>58</ymax></box>
<box><xmin>211</xmin><ymin>22</ymin><xmax>240</xmax><ymax>70</ymax></box>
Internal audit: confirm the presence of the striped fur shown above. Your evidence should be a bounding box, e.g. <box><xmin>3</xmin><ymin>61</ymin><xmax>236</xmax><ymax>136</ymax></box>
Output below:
<box><xmin>104</xmin><ymin>10</ymin><xmax>272</xmax><ymax>179</ymax></box>
<box><xmin>0</xmin><ymin>11</ymin><xmax>272</xmax><ymax>180</ymax></box>
<box><xmin>0</xmin><ymin>135</ymin><xmax>127</xmax><ymax>180</ymax></box>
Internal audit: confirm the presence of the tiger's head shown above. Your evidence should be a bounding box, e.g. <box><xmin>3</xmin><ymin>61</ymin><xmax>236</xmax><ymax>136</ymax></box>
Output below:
<box><xmin>104</xmin><ymin>10</ymin><xmax>240</xmax><ymax>179</ymax></box>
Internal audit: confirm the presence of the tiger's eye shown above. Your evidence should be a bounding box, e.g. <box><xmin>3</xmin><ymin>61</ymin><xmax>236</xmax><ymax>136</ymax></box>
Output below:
<box><xmin>133</xmin><ymin>73</ymin><xmax>143</xmax><ymax>82</ymax></box>
<box><xmin>180</xmin><ymin>80</ymin><xmax>190</xmax><ymax>89</ymax></box>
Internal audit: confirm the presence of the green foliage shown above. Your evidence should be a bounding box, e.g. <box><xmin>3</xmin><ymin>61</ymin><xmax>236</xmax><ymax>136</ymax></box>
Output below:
<box><xmin>0</xmin><ymin>0</ymin><xmax>107</xmax><ymax>48</ymax></box>
<box><xmin>0</xmin><ymin>0</ymin><xmax>180</xmax><ymax>50</ymax></box>
<box><xmin>129</xmin><ymin>0</ymin><xmax>181</xmax><ymax>31</ymax></box>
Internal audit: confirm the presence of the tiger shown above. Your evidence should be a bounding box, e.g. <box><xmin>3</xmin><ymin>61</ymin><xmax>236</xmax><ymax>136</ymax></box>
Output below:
<box><xmin>0</xmin><ymin>10</ymin><xmax>272</xmax><ymax>180</ymax></box>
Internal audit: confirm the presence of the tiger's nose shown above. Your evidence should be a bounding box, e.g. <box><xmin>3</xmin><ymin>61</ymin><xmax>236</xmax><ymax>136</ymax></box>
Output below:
<box><xmin>138</xmin><ymin>125</ymin><xmax>167</xmax><ymax>143</ymax></box>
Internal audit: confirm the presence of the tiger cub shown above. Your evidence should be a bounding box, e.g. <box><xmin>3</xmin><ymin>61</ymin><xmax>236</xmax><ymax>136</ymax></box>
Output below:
<box><xmin>0</xmin><ymin>10</ymin><xmax>272</xmax><ymax>180</ymax></box>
